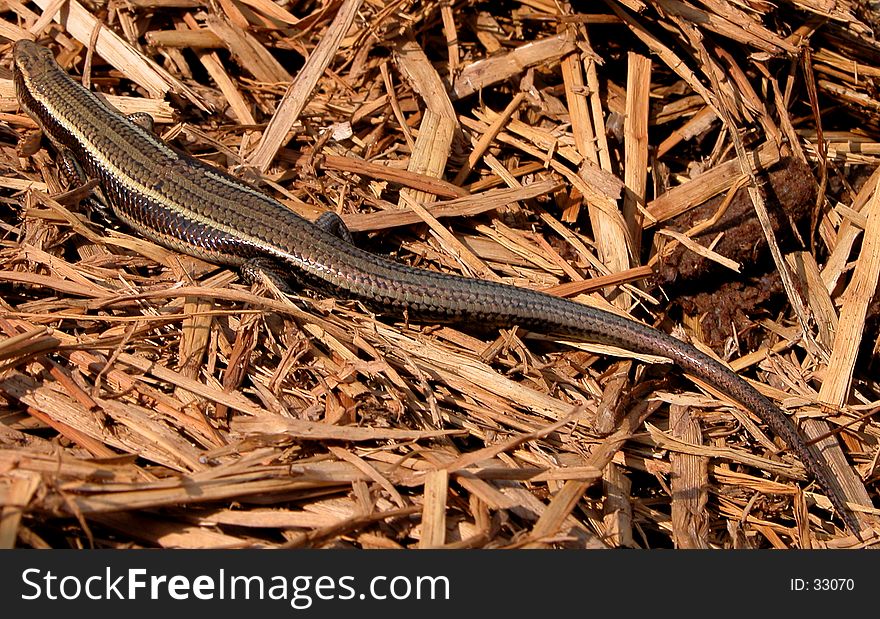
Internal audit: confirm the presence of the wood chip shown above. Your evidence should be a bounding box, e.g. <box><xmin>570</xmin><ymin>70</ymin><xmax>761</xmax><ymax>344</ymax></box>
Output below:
<box><xmin>2</xmin><ymin>1</ymin><xmax>877</xmax><ymax>549</ymax></box>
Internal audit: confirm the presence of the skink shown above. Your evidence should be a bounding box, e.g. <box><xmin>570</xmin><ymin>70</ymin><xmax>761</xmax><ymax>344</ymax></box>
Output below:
<box><xmin>11</xmin><ymin>39</ymin><xmax>859</xmax><ymax>534</ymax></box>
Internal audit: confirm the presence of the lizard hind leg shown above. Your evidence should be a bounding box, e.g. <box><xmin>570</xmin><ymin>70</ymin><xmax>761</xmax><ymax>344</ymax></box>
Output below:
<box><xmin>314</xmin><ymin>211</ymin><xmax>354</xmax><ymax>244</ymax></box>
<box><xmin>127</xmin><ymin>112</ymin><xmax>155</xmax><ymax>133</ymax></box>
<box><xmin>240</xmin><ymin>257</ymin><xmax>297</xmax><ymax>297</ymax></box>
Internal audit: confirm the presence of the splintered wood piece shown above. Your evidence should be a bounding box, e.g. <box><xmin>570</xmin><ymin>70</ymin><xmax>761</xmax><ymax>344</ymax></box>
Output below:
<box><xmin>622</xmin><ymin>52</ymin><xmax>651</xmax><ymax>257</ymax></box>
<box><xmin>28</xmin><ymin>0</ymin><xmax>204</xmax><ymax>106</ymax></box>
<box><xmin>609</xmin><ymin>2</ymin><xmax>718</xmax><ymax>114</ymax></box>
<box><xmin>419</xmin><ymin>469</ymin><xmax>449</xmax><ymax>548</ymax></box>
<box><xmin>669</xmin><ymin>404</ymin><xmax>710</xmax><ymax>549</ymax></box>
<box><xmin>341</xmin><ymin>180</ymin><xmax>561</xmax><ymax>232</ymax></box>
<box><xmin>814</xmin><ymin>178</ymin><xmax>880</xmax><ymax>518</ymax></box>
<box><xmin>145</xmin><ymin>29</ymin><xmax>225</xmax><ymax>49</ymax></box>
<box><xmin>647</xmin><ymin>141</ymin><xmax>781</xmax><ymax>225</ymax></box>
<box><xmin>562</xmin><ymin>27</ymin><xmax>630</xmax><ymax>304</ymax></box>
<box><xmin>393</xmin><ymin>36</ymin><xmax>458</xmax><ymax>217</ymax></box>
<box><xmin>0</xmin><ymin>471</ymin><xmax>41</xmax><ymax>548</ymax></box>
<box><xmin>248</xmin><ymin>0</ymin><xmax>363</xmax><ymax>171</ymax></box>
<box><xmin>180</xmin><ymin>13</ymin><xmax>256</xmax><ymax>125</ymax></box>
<box><xmin>205</xmin><ymin>14</ymin><xmax>292</xmax><ymax>84</ymax></box>
<box><xmin>3</xmin><ymin>0</ymin><xmax>877</xmax><ymax>549</ymax></box>
<box><xmin>454</xmin><ymin>93</ymin><xmax>525</xmax><ymax>186</ymax></box>
<box><xmin>235</xmin><ymin>0</ymin><xmax>303</xmax><ymax>26</ymax></box>
<box><xmin>452</xmin><ymin>32</ymin><xmax>576</xmax><ymax>100</ymax></box>
<box><xmin>0</xmin><ymin>78</ymin><xmax>175</xmax><ymax>121</ymax></box>
<box><xmin>0</xmin><ymin>16</ymin><xmax>31</xmax><ymax>40</ymax></box>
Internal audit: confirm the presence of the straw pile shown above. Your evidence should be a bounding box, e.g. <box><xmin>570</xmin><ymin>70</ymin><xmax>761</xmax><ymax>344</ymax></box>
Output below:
<box><xmin>0</xmin><ymin>0</ymin><xmax>878</xmax><ymax>548</ymax></box>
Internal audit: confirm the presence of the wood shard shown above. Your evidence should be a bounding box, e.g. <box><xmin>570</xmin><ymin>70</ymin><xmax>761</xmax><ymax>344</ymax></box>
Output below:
<box><xmin>1</xmin><ymin>0</ymin><xmax>877</xmax><ymax>549</ymax></box>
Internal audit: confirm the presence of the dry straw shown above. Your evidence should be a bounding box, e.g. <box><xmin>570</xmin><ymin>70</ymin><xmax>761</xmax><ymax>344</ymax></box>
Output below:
<box><xmin>0</xmin><ymin>0</ymin><xmax>878</xmax><ymax>549</ymax></box>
